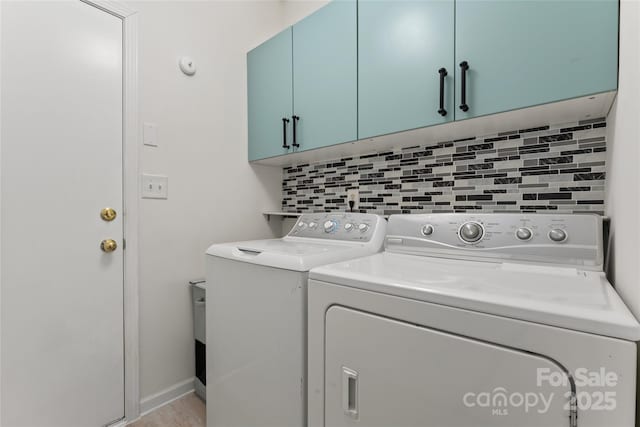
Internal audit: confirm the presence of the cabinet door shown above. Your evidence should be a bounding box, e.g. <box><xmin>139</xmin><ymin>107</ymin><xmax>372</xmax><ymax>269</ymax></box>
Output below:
<box><xmin>292</xmin><ymin>0</ymin><xmax>357</xmax><ymax>151</ymax></box>
<box><xmin>247</xmin><ymin>28</ymin><xmax>293</xmax><ymax>161</ymax></box>
<box><xmin>325</xmin><ymin>306</ymin><xmax>571</xmax><ymax>427</ymax></box>
<box><xmin>358</xmin><ymin>0</ymin><xmax>455</xmax><ymax>139</ymax></box>
<box><xmin>455</xmin><ymin>0</ymin><xmax>618</xmax><ymax>120</ymax></box>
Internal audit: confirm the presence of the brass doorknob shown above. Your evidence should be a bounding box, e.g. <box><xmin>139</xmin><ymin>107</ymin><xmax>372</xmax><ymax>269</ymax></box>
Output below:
<box><xmin>100</xmin><ymin>239</ymin><xmax>118</xmax><ymax>253</ymax></box>
<box><xmin>100</xmin><ymin>207</ymin><xmax>117</xmax><ymax>222</ymax></box>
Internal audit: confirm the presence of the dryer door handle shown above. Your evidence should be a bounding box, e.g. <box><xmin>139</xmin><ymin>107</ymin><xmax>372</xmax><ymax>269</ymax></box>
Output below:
<box><xmin>342</xmin><ymin>367</ymin><xmax>358</xmax><ymax>419</ymax></box>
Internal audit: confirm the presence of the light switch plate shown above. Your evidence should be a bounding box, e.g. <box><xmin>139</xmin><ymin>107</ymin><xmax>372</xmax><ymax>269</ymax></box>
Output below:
<box><xmin>142</xmin><ymin>174</ymin><xmax>168</xmax><ymax>199</ymax></box>
<box><xmin>143</xmin><ymin>122</ymin><xmax>158</xmax><ymax>147</ymax></box>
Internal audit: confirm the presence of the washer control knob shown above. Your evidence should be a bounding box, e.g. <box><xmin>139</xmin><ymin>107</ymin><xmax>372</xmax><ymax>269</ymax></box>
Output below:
<box><xmin>358</xmin><ymin>223</ymin><xmax>369</xmax><ymax>233</ymax></box>
<box><xmin>548</xmin><ymin>228</ymin><xmax>567</xmax><ymax>243</ymax></box>
<box><xmin>297</xmin><ymin>221</ymin><xmax>307</xmax><ymax>229</ymax></box>
<box><xmin>459</xmin><ymin>222</ymin><xmax>484</xmax><ymax>243</ymax></box>
<box><xmin>323</xmin><ymin>220</ymin><xmax>337</xmax><ymax>233</ymax></box>
<box><xmin>515</xmin><ymin>227</ymin><xmax>532</xmax><ymax>241</ymax></box>
<box><xmin>344</xmin><ymin>223</ymin><xmax>354</xmax><ymax>232</ymax></box>
<box><xmin>308</xmin><ymin>222</ymin><xmax>318</xmax><ymax>229</ymax></box>
<box><xmin>421</xmin><ymin>224</ymin><xmax>434</xmax><ymax>236</ymax></box>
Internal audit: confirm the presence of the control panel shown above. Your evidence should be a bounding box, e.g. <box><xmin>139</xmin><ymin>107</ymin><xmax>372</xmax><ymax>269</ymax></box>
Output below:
<box><xmin>288</xmin><ymin>213</ymin><xmax>380</xmax><ymax>242</ymax></box>
<box><xmin>386</xmin><ymin>213</ymin><xmax>603</xmax><ymax>269</ymax></box>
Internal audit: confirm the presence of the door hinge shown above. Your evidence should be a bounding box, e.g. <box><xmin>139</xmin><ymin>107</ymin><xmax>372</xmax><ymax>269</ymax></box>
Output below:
<box><xmin>122</xmin><ymin>238</ymin><xmax>126</xmax><ymax>250</ymax></box>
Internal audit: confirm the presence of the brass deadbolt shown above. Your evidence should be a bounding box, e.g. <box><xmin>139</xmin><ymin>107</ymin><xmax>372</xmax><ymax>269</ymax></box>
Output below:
<box><xmin>100</xmin><ymin>207</ymin><xmax>117</xmax><ymax>222</ymax></box>
<box><xmin>100</xmin><ymin>239</ymin><xmax>118</xmax><ymax>253</ymax></box>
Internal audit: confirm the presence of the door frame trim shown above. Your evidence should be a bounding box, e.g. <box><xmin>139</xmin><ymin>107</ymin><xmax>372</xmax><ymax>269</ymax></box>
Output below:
<box><xmin>82</xmin><ymin>0</ymin><xmax>141</xmax><ymax>423</ymax></box>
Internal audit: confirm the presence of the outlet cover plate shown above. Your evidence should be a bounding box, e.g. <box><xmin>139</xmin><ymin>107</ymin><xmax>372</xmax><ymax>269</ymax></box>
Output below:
<box><xmin>142</xmin><ymin>174</ymin><xmax>168</xmax><ymax>199</ymax></box>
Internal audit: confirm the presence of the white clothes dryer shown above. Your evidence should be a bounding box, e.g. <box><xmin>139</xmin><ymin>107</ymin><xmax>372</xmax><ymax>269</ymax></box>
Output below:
<box><xmin>308</xmin><ymin>213</ymin><xmax>640</xmax><ymax>427</ymax></box>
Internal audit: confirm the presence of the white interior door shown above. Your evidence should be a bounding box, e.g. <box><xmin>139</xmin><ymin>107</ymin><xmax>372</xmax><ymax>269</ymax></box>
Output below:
<box><xmin>1</xmin><ymin>1</ymin><xmax>125</xmax><ymax>426</ymax></box>
<box><xmin>325</xmin><ymin>306</ymin><xmax>572</xmax><ymax>427</ymax></box>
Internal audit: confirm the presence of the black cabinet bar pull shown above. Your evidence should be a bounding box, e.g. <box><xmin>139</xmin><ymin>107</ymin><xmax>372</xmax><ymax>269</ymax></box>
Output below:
<box><xmin>282</xmin><ymin>117</ymin><xmax>290</xmax><ymax>149</ymax></box>
<box><xmin>292</xmin><ymin>115</ymin><xmax>300</xmax><ymax>148</ymax></box>
<box><xmin>459</xmin><ymin>61</ymin><xmax>470</xmax><ymax>112</ymax></box>
<box><xmin>438</xmin><ymin>68</ymin><xmax>447</xmax><ymax>117</ymax></box>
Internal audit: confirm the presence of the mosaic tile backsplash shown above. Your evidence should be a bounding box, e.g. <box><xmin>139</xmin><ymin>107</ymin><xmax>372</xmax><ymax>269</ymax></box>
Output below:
<box><xmin>282</xmin><ymin>119</ymin><xmax>607</xmax><ymax>215</ymax></box>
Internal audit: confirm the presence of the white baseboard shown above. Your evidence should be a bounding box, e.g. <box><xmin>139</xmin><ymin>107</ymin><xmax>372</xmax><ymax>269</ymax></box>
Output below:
<box><xmin>138</xmin><ymin>377</ymin><xmax>195</xmax><ymax>417</ymax></box>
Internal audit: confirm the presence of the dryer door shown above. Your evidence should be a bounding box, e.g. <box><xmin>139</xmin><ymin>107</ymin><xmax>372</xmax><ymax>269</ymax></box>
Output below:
<box><xmin>325</xmin><ymin>306</ymin><xmax>573</xmax><ymax>427</ymax></box>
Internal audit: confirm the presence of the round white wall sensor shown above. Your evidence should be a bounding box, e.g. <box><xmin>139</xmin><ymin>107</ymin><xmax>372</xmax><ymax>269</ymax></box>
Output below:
<box><xmin>179</xmin><ymin>57</ymin><xmax>196</xmax><ymax>76</ymax></box>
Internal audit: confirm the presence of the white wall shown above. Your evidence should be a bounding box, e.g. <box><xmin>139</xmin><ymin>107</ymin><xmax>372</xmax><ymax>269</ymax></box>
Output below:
<box><xmin>130</xmin><ymin>0</ymin><xmax>285</xmax><ymax>406</ymax></box>
<box><xmin>282</xmin><ymin>0</ymin><xmax>329</xmax><ymax>25</ymax></box>
<box><xmin>605</xmin><ymin>0</ymin><xmax>640</xmax><ymax>318</ymax></box>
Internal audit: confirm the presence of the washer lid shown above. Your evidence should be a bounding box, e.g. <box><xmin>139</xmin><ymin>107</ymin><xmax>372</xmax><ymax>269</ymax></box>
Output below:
<box><xmin>206</xmin><ymin>238</ymin><xmax>379</xmax><ymax>272</ymax></box>
<box><xmin>309</xmin><ymin>252</ymin><xmax>640</xmax><ymax>341</ymax></box>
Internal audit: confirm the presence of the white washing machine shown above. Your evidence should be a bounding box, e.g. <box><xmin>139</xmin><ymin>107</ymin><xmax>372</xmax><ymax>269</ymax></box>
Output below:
<box><xmin>308</xmin><ymin>213</ymin><xmax>640</xmax><ymax>427</ymax></box>
<box><xmin>205</xmin><ymin>213</ymin><xmax>386</xmax><ymax>427</ymax></box>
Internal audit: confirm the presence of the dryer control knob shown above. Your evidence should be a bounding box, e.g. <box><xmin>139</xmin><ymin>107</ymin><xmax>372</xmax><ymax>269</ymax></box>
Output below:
<box><xmin>421</xmin><ymin>224</ymin><xmax>434</xmax><ymax>236</ymax></box>
<box><xmin>344</xmin><ymin>223</ymin><xmax>354</xmax><ymax>232</ymax></box>
<box><xmin>548</xmin><ymin>228</ymin><xmax>567</xmax><ymax>243</ymax></box>
<box><xmin>515</xmin><ymin>227</ymin><xmax>532</xmax><ymax>241</ymax></box>
<box><xmin>323</xmin><ymin>220</ymin><xmax>337</xmax><ymax>233</ymax></box>
<box><xmin>297</xmin><ymin>221</ymin><xmax>307</xmax><ymax>229</ymax></box>
<box><xmin>309</xmin><ymin>222</ymin><xmax>318</xmax><ymax>229</ymax></box>
<box><xmin>459</xmin><ymin>222</ymin><xmax>484</xmax><ymax>243</ymax></box>
<box><xmin>358</xmin><ymin>223</ymin><xmax>369</xmax><ymax>233</ymax></box>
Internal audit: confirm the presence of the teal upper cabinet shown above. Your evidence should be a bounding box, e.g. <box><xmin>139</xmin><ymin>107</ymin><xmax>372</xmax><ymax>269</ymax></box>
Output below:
<box><xmin>455</xmin><ymin>0</ymin><xmax>618</xmax><ymax>120</ymax></box>
<box><xmin>248</xmin><ymin>0</ymin><xmax>619</xmax><ymax>162</ymax></box>
<box><xmin>247</xmin><ymin>28</ymin><xmax>293</xmax><ymax>161</ymax></box>
<box><xmin>358</xmin><ymin>0</ymin><xmax>455</xmax><ymax>139</ymax></box>
<box><xmin>292</xmin><ymin>0</ymin><xmax>357</xmax><ymax>151</ymax></box>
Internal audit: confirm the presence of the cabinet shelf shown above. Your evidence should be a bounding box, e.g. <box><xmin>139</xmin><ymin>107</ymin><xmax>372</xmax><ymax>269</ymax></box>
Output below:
<box><xmin>263</xmin><ymin>211</ymin><xmax>303</xmax><ymax>221</ymax></box>
<box><xmin>264</xmin><ymin>211</ymin><xmax>392</xmax><ymax>220</ymax></box>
